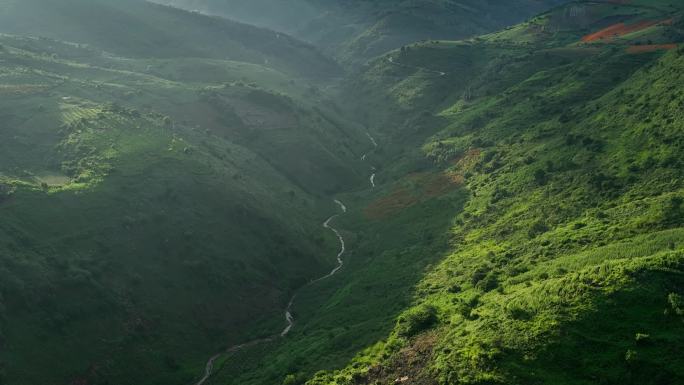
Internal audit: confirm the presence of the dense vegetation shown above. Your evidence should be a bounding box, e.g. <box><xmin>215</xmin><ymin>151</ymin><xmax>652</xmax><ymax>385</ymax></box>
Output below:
<box><xmin>0</xmin><ymin>0</ymin><xmax>339</xmax><ymax>78</ymax></box>
<box><xmin>299</xmin><ymin>1</ymin><xmax>684</xmax><ymax>384</ymax></box>
<box><xmin>153</xmin><ymin>0</ymin><xmax>567</xmax><ymax>64</ymax></box>
<box><xmin>0</xmin><ymin>2</ymin><xmax>367</xmax><ymax>383</ymax></box>
<box><xmin>1</xmin><ymin>1</ymin><xmax>683</xmax><ymax>385</ymax></box>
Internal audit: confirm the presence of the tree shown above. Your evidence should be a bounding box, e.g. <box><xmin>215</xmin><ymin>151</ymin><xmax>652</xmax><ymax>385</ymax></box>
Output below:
<box><xmin>662</xmin><ymin>196</ymin><xmax>683</xmax><ymax>226</ymax></box>
<box><xmin>668</xmin><ymin>293</ymin><xmax>683</xmax><ymax>316</ymax></box>
<box><xmin>397</xmin><ymin>304</ymin><xmax>437</xmax><ymax>337</ymax></box>
<box><xmin>533</xmin><ymin>169</ymin><xmax>548</xmax><ymax>185</ymax></box>
<box><xmin>528</xmin><ymin>220</ymin><xmax>549</xmax><ymax>238</ymax></box>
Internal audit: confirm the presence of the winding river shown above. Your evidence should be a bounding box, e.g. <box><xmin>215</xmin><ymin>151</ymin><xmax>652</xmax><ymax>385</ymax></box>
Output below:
<box><xmin>193</xmin><ymin>133</ymin><xmax>377</xmax><ymax>385</ymax></box>
<box><xmin>194</xmin><ymin>201</ymin><xmax>347</xmax><ymax>385</ymax></box>
<box><xmin>281</xmin><ymin>199</ymin><xmax>347</xmax><ymax>337</ymax></box>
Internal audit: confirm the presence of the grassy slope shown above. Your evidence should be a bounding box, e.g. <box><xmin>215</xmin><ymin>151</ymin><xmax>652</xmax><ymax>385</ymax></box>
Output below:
<box><xmin>152</xmin><ymin>0</ymin><xmax>568</xmax><ymax>64</ymax></box>
<box><xmin>0</xmin><ymin>0</ymin><xmax>339</xmax><ymax>79</ymax></box>
<box><xmin>202</xmin><ymin>171</ymin><xmax>469</xmax><ymax>385</ymax></box>
<box><xmin>0</xmin><ymin>11</ymin><xmax>367</xmax><ymax>385</ymax></box>
<box><xmin>224</xmin><ymin>1</ymin><xmax>684</xmax><ymax>385</ymax></box>
<box><xmin>1</xmin><ymin>1</ymin><xmax>682</xmax><ymax>385</ymax></box>
<box><xmin>90</xmin><ymin>1</ymin><xmax>684</xmax><ymax>384</ymax></box>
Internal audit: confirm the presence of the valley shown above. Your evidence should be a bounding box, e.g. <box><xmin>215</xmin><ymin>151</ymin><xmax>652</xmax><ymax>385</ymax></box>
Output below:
<box><xmin>0</xmin><ymin>1</ymin><xmax>683</xmax><ymax>385</ymax></box>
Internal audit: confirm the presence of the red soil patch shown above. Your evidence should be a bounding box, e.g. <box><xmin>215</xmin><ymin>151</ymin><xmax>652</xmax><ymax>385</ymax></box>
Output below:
<box><xmin>365</xmin><ymin>187</ymin><xmax>418</xmax><ymax>220</ymax></box>
<box><xmin>423</xmin><ymin>172</ymin><xmax>462</xmax><ymax>197</ymax></box>
<box><xmin>453</xmin><ymin>148</ymin><xmax>482</xmax><ymax>171</ymax></box>
<box><xmin>581</xmin><ymin>20</ymin><xmax>661</xmax><ymax>42</ymax></box>
<box><xmin>626</xmin><ymin>44</ymin><xmax>678</xmax><ymax>54</ymax></box>
<box><xmin>365</xmin><ymin>172</ymin><xmax>462</xmax><ymax>220</ymax></box>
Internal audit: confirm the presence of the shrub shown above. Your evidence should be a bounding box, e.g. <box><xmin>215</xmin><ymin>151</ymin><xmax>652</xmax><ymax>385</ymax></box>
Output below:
<box><xmin>625</xmin><ymin>349</ymin><xmax>638</xmax><ymax>363</ymax></box>
<box><xmin>397</xmin><ymin>304</ymin><xmax>438</xmax><ymax>337</ymax></box>
<box><xmin>508</xmin><ymin>304</ymin><xmax>532</xmax><ymax>320</ymax></box>
<box><xmin>533</xmin><ymin>168</ymin><xmax>548</xmax><ymax>185</ymax></box>
<box><xmin>635</xmin><ymin>333</ymin><xmax>651</xmax><ymax>346</ymax></box>
<box><xmin>667</xmin><ymin>293</ymin><xmax>683</xmax><ymax>316</ymax></box>
<box><xmin>573</xmin><ymin>222</ymin><xmax>587</xmax><ymax>230</ymax></box>
<box><xmin>662</xmin><ymin>196</ymin><xmax>684</xmax><ymax>226</ymax></box>
<box><xmin>475</xmin><ymin>273</ymin><xmax>499</xmax><ymax>292</ymax></box>
<box><xmin>453</xmin><ymin>300</ymin><xmax>473</xmax><ymax>319</ymax></box>
<box><xmin>471</xmin><ymin>266</ymin><xmax>490</xmax><ymax>286</ymax></box>
<box><xmin>282</xmin><ymin>374</ymin><xmax>306</xmax><ymax>385</ymax></box>
<box><xmin>528</xmin><ymin>220</ymin><xmax>549</xmax><ymax>238</ymax></box>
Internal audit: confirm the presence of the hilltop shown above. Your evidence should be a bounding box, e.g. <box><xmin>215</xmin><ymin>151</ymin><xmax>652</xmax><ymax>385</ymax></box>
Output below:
<box><xmin>0</xmin><ymin>0</ymin><xmax>339</xmax><ymax>78</ymax></box>
<box><xmin>152</xmin><ymin>0</ymin><xmax>569</xmax><ymax>63</ymax></box>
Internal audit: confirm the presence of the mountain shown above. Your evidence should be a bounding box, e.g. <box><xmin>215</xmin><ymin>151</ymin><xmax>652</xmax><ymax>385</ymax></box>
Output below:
<box><xmin>152</xmin><ymin>0</ymin><xmax>570</xmax><ymax>63</ymax></box>
<box><xmin>179</xmin><ymin>1</ymin><xmax>684</xmax><ymax>385</ymax></box>
<box><xmin>0</xmin><ymin>0</ymin><xmax>340</xmax><ymax>78</ymax></box>
<box><xmin>0</xmin><ymin>2</ymin><xmax>370</xmax><ymax>384</ymax></box>
<box><xmin>2</xmin><ymin>1</ymin><xmax>684</xmax><ymax>385</ymax></box>
<box><xmin>295</xmin><ymin>1</ymin><xmax>684</xmax><ymax>385</ymax></box>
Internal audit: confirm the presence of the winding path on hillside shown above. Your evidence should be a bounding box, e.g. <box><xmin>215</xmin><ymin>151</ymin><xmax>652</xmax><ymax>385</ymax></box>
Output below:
<box><xmin>193</xmin><ymin>133</ymin><xmax>378</xmax><ymax>385</ymax></box>
<box><xmin>388</xmin><ymin>56</ymin><xmax>447</xmax><ymax>77</ymax></box>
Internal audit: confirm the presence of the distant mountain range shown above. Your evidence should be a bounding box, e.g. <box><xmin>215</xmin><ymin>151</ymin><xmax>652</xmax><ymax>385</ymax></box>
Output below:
<box><xmin>152</xmin><ymin>0</ymin><xmax>569</xmax><ymax>63</ymax></box>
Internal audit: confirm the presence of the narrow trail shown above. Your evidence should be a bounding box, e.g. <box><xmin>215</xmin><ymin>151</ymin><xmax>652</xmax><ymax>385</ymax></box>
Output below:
<box><xmin>192</xmin><ymin>134</ymin><xmax>377</xmax><ymax>385</ymax></box>
<box><xmin>388</xmin><ymin>56</ymin><xmax>447</xmax><ymax>77</ymax></box>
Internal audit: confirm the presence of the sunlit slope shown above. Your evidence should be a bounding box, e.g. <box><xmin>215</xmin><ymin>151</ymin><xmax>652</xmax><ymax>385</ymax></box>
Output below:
<box><xmin>345</xmin><ymin>0</ymin><xmax>684</xmax><ymax>141</ymax></box>
<box><xmin>0</xmin><ymin>31</ymin><xmax>364</xmax><ymax>385</ymax></box>
<box><xmin>0</xmin><ymin>0</ymin><xmax>339</xmax><ymax>78</ymax></box>
<box><xmin>271</xmin><ymin>2</ymin><xmax>684</xmax><ymax>385</ymax></box>
<box><xmin>1</xmin><ymin>1</ymin><xmax>682</xmax><ymax>385</ymax></box>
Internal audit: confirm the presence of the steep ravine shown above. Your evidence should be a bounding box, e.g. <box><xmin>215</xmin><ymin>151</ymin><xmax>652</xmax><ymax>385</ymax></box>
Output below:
<box><xmin>193</xmin><ymin>133</ymin><xmax>378</xmax><ymax>385</ymax></box>
<box><xmin>193</xmin><ymin>201</ymin><xmax>348</xmax><ymax>385</ymax></box>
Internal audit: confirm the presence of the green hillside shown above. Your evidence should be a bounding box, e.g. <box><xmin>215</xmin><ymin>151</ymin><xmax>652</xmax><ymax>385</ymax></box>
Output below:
<box><xmin>0</xmin><ymin>0</ymin><xmax>339</xmax><ymax>78</ymax></box>
<box><xmin>293</xmin><ymin>1</ymin><xmax>684</xmax><ymax>384</ymax></box>
<box><xmin>171</xmin><ymin>1</ymin><xmax>684</xmax><ymax>385</ymax></box>
<box><xmin>0</xmin><ymin>4</ymin><xmax>367</xmax><ymax>383</ymax></box>
<box><xmin>2</xmin><ymin>1</ymin><xmax>684</xmax><ymax>385</ymax></box>
<box><xmin>153</xmin><ymin>0</ymin><xmax>568</xmax><ymax>63</ymax></box>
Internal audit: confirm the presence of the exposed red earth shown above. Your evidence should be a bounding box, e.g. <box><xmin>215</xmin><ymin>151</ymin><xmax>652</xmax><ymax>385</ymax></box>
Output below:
<box><xmin>581</xmin><ymin>19</ymin><xmax>670</xmax><ymax>42</ymax></box>
<box><xmin>365</xmin><ymin>172</ymin><xmax>461</xmax><ymax>220</ymax></box>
